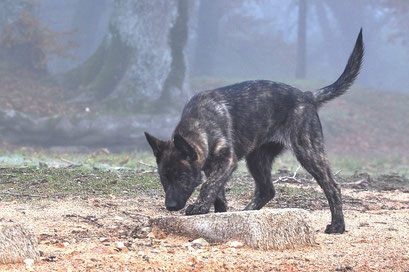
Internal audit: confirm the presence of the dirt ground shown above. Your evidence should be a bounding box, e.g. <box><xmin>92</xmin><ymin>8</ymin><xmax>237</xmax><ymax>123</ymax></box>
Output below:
<box><xmin>0</xmin><ymin>178</ymin><xmax>408</xmax><ymax>271</ymax></box>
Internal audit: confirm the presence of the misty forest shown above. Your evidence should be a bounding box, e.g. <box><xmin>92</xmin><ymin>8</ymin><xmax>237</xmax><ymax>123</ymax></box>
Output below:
<box><xmin>0</xmin><ymin>0</ymin><xmax>408</xmax><ymax>271</ymax></box>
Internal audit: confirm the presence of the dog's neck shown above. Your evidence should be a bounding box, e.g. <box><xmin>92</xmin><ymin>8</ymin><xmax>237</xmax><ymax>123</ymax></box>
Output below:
<box><xmin>177</xmin><ymin>131</ymin><xmax>208</xmax><ymax>168</ymax></box>
<box><xmin>191</xmin><ymin>140</ymin><xmax>208</xmax><ymax>168</ymax></box>
<box><xmin>174</xmin><ymin>117</ymin><xmax>210</xmax><ymax>167</ymax></box>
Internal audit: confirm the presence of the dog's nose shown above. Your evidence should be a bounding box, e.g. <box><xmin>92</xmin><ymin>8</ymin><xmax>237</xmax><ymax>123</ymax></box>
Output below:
<box><xmin>165</xmin><ymin>199</ymin><xmax>179</xmax><ymax>211</ymax></box>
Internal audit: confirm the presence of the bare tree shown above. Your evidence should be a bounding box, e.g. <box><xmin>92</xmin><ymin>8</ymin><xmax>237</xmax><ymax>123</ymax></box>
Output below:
<box><xmin>64</xmin><ymin>0</ymin><xmax>190</xmax><ymax>113</ymax></box>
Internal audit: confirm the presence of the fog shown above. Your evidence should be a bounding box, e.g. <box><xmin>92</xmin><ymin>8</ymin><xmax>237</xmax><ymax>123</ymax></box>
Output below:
<box><xmin>0</xmin><ymin>0</ymin><xmax>408</xmax><ymax>156</ymax></box>
<box><xmin>33</xmin><ymin>0</ymin><xmax>409</xmax><ymax>93</ymax></box>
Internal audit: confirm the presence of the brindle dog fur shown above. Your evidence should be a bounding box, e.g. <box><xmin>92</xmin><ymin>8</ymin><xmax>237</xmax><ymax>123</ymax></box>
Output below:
<box><xmin>145</xmin><ymin>29</ymin><xmax>364</xmax><ymax>234</ymax></box>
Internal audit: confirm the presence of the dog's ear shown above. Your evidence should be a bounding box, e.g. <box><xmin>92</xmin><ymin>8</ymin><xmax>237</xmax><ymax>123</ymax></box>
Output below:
<box><xmin>145</xmin><ymin>132</ymin><xmax>165</xmax><ymax>158</ymax></box>
<box><xmin>173</xmin><ymin>134</ymin><xmax>198</xmax><ymax>161</ymax></box>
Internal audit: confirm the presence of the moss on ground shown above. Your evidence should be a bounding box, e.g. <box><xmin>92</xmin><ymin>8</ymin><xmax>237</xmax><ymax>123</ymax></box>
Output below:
<box><xmin>0</xmin><ymin>166</ymin><xmax>161</xmax><ymax>201</ymax></box>
<box><xmin>0</xmin><ymin>147</ymin><xmax>407</xmax><ymax>203</ymax></box>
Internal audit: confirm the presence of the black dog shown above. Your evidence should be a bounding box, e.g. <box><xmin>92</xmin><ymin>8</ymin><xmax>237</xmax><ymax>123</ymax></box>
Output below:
<box><xmin>145</xmin><ymin>29</ymin><xmax>364</xmax><ymax>234</ymax></box>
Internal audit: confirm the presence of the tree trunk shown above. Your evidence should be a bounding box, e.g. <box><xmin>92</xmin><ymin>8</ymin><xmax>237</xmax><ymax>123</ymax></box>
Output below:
<box><xmin>64</xmin><ymin>0</ymin><xmax>190</xmax><ymax>113</ymax></box>
<box><xmin>70</xmin><ymin>0</ymin><xmax>110</xmax><ymax>63</ymax></box>
<box><xmin>295</xmin><ymin>0</ymin><xmax>307</xmax><ymax>79</ymax></box>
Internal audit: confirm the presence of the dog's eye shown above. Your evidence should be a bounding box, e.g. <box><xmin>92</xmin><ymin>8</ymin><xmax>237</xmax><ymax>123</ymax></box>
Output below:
<box><xmin>163</xmin><ymin>171</ymin><xmax>176</xmax><ymax>183</ymax></box>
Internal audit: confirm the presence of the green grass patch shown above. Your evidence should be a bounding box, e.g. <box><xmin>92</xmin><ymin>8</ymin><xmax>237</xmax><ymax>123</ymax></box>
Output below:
<box><xmin>0</xmin><ymin>166</ymin><xmax>161</xmax><ymax>201</ymax></box>
<box><xmin>0</xmin><ymin>148</ymin><xmax>156</xmax><ymax>170</ymax></box>
<box><xmin>0</xmin><ymin>145</ymin><xmax>407</xmax><ymax>202</ymax></box>
<box><xmin>271</xmin><ymin>153</ymin><xmax>409</xmax><ymax>177</ymax></box>
<box><xmin>275</xmin><ymin>184</ymin><xmax>322</xmax><ymax>199</ymax></box>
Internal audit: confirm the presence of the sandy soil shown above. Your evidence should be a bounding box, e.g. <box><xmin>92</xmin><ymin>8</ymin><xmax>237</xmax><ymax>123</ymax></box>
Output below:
<box><xmin>0</xmin><ymin>184</ymin><xmax>408</xmax><ymax>271</ymax></box>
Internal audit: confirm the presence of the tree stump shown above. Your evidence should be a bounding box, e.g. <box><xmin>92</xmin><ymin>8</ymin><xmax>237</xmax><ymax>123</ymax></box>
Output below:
<box><xmin>150</xmin><ymin>208</ymin><xmax>316</xmax><ymax>250</ymax></box>
<box><xmin>0</xmin><ymin>223</ymin><xmax>39</xmax><ymax>264</ymax></box>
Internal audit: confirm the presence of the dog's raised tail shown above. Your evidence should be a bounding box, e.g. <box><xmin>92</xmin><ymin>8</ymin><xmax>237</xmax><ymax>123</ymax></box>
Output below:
<box><xmin>313</xmin><ymin>28</ymin><xmax>364</xmax><ymax>107</ymax></box>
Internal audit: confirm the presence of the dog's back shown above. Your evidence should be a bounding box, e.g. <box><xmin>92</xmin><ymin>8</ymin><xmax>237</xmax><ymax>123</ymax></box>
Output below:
<box><xmin>176</xmin><ymin>29</ymin><xmax>364</xmax><ymax>160</ymax></box>
<box><xmin>178</xmin><ymin>81</ymin><xmax>308</xmax><ymax>158</ymax></box>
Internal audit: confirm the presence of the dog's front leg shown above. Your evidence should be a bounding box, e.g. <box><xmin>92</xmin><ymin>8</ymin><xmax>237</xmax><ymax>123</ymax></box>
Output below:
<box><xmin>214</xmin><ymin>187</ymin><xmax>227</xmax><ymax>212</ymax></box>
<box><xmin>186</xmin><ymin>154</ymin><xmax>237</xmax><ymax>215</ymax></box>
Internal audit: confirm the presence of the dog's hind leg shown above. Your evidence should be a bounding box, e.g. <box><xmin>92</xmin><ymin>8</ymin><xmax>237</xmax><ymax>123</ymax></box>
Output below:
<box><xmin>244</xmin><ymin>142</ymin><xmax>284</xmax><ymax>210</ymax></box>
<box><xmin>291</xmin><ymin>113</ymin><xmax>345</xmax><ymax>234</ymax></box>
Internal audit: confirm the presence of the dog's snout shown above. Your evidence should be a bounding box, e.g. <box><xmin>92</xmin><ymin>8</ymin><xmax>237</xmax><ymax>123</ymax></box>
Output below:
<box><xmin>165</xmin><ymin>198</ymin><xmax>180</xmax><ymax>211</ymax></box>
<box><xmin>166</xmin><ymin>202</ymin><xmax>177</xmax><ymax>211</ymax></box>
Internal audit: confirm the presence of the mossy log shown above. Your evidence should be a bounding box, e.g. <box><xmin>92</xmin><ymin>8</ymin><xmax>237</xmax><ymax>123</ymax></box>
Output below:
<box><xmin>150</xmin><ymin>209</ymin><xmax>317</xmax><ymax>250</ymax></box>
<box><xmin>0</xmin><ymin>223</ymin><xmax>39</xmax><ymax>264</ymax></box>
<box><xmin>0</xmin><ymin>109</ymin><xmax>177</xmax><ymax>150</ymax></box>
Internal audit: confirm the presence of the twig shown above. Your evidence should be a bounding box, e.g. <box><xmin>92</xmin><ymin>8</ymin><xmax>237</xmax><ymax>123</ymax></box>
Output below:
<box><xmin>273</xmin><ymin>166</ymin><xmax>303</xmax><ymax>184</ymax></box>
<box><xmin>122</xmin><ymin>210</ymin><xmax>151</xmax><ymax>219</ymax></box>
<box><xmin>343</xmin><ymin>179</ymin><xmax>367</xmax><ymax>186</ymax></box>
<box><xmin>64</xmin><ymin>214</ymin><xmax>103</xmax><ymax>228</ymax></box>
<box><xmin>113</xmin><ymin>167</ymin><xmax>156</xmax><ymax>174</ymax></box>
<box><xmin>292</xmin><ymin>166</ymin><xmax>301</xmax><ymax>178</ymax></box>
<box><xmin>0</xmin><ymin>192</ymin><xmax>49</xmax><ymax>199</ymax></box>
<box><xmin>60</xmin><ymin>157</ymin><xmax>83</xmax><ymax>167</ymax></box>
<box><xmin>134</xmin><ymin>169</ymin><xmax>156</xmax><ymax>174</ymax></box>
<box><xmin>138</xmin><ymin>170</ymin><xmax>156</xmax><ymax>174</ymax></box>
<box><xmin>334</xmin><ymin>169</ymin><xmax>342</xmax><ymax>176</ymax></box>
<box><xmin>138</xmin><ymin>161</ymin><xmax>157</xmax><ymax>169</ymax></box>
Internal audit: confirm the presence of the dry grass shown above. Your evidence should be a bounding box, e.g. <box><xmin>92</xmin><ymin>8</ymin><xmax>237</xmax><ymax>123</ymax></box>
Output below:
<box><xmin>0</xmin><ymin>223</ymin><xmax>39</xmax><ymax>264</ymax></box>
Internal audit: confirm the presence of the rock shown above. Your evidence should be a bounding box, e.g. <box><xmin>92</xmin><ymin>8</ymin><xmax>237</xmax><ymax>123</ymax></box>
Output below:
<box><xmin>182</xmin><ymin>242</ymin><xmax>192</xmax><ymax>248</ymax></box>
<box><xmin>150</xmin><ymin>209</ymin><xmax>316</xmax><ymax>250</ymax></box>
<box><xmin>192</xmin><ymin>238</ymin><xmax>209</xmax><ymax>247</ymax></box>
<box><xmin>115</xmin><ymin>241</ymin><xmax>128</xmax><ymax>251</ymax></box>
<box><xmin>228</xmin><ymin>241</ymin><xmax>244</xmax><ymax>248</ymax></box>
<box><xmin>0</xmin><ymin>223</ymin><xmax>39</xmax><ymax>264</ymax></box>
<box><xmin>24</xmin><ymin>258</ymin><xmax>35</xmax><ymax>266</ymax></box>
<box><xmin>182</xmin><ymin>242</ymin><xmax>194</xmax><ymax>251</ymax></box>
<box><xmin>146</xmin><ymin>232</ymin><xmax>155</xmax><ymax>240</ymax></box>
<box><xmin>91</xmin><ymin>246</ymin><xmax>115</xmax><ymax>255</ymax></box>
<box><xmin>99</xmin><ymin>237</ymin><xmax>109</xmax><ymax>242</ymax></box>
<box><xmin>131</xmin><ymin>226</ymin><xmax>151</xmax><ymax>239</ymax></box>
<box><xmin>152</xmin><ymin>227</ymin><xmax>166</xmax><ymax>239</ymax></box>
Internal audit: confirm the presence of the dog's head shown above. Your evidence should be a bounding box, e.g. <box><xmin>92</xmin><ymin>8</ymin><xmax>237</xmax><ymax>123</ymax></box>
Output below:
<box><xmin>144</xmin><ymin>132</ymin><xmax>202</xmax><ymax>211</ymax></box>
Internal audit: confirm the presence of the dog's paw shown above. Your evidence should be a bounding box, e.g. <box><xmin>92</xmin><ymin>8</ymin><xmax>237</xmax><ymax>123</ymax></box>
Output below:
<box><xmin>325</xmin><ymin>223</ymin><xmax>345</xmax><ymax>234</ymax></box>
<box><xmin>214</xmin><ymin>203</ymin><xmax>227</xmax><ymax>213</ymax></box>
<box><xmin>214</xmin><ymin>199</ymin><xmax>228</xmax><ymax>213</ymax></box>
<box><xmin>185</xmin><ymin>203</ymin><xmax>210</xmax><ymax>215</ymax></box>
